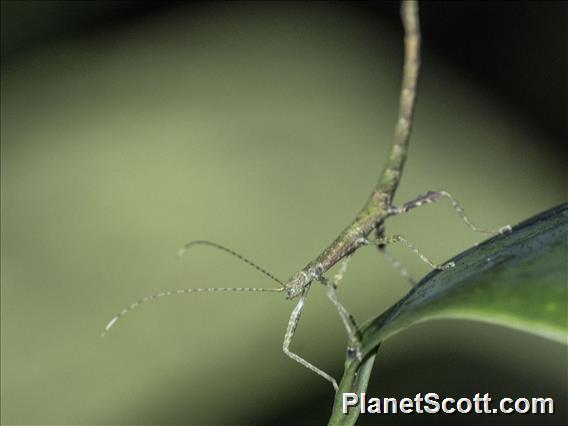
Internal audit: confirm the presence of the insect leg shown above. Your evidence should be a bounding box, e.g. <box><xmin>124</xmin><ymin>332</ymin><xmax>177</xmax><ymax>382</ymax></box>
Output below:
<box><xmin>372</xmin><ymin>234</ymin><xmax>455</xmax><ymax>270</ymax></box>
<box><xmin>373</xmin><ymin>226</ymin><xmax>416</xmax><ymax>286</ymax></box>
<box><xmin>378</xmin><ymin>246</ymin><xmax>417</xmax><ymax>286</ymax></box>
<box><xmin>391</xmin><ymin>190</ymin><xmax>512</xmax><ymax>235</ymax></box>
<box><xmin>332</xmin><ymin>257</ymin><xmax>351</xmax><ymax>288</ymax></box>
<box><xmin>283</xmin><ymin>294</ymin><xmax>339</xmax><ymax>391</ymax></box>
<box><xmin>319</xmin><ymin>276</ymin><xmax>362</xmax><ymax>361</ymax></box>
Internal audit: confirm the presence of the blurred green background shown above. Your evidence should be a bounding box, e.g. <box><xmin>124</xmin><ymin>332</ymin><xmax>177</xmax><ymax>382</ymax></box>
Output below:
<box><xmin>1</xmin><ymin>1</ymin><xmax>566</xmax><ymax>425</ymax></box>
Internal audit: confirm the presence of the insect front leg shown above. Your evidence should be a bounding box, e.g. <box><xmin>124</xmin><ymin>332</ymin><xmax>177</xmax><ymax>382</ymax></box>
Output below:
<box><xmin>319</xmin><ymin>276</ymin><xmax>362</xmax><ymax>362</ymax></box>
<box><xmin>282</xmin><ymin>293</ymin><xmax>339</xmax><ymax>391</ymax></box>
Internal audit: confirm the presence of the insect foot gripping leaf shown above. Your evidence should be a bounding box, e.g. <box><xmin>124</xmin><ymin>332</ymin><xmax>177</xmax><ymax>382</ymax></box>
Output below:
<box><xmin>329</xmin><ymin>203</ymin><xmax>568</xmax><ymax>426</ymax></box>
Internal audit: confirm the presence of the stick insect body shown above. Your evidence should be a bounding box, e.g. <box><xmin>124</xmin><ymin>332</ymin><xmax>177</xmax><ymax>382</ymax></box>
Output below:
<box><xmin>103</xmin><ymin>1</ymin><xmax>509</xmax><ymax>391</ymax></box>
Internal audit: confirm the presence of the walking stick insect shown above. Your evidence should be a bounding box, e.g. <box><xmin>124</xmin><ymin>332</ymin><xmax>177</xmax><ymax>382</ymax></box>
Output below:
<box><xmin>103</xmin><ymin>0</ymin><xmax>510</xmax><ymax>391</ymax></box>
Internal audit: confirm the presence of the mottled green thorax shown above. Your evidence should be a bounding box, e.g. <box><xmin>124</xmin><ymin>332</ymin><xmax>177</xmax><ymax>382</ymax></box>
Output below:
<box><xmin>298</xmin><ymin>0</ymin><xmax>420</xmax><ymax>282</ymax></box>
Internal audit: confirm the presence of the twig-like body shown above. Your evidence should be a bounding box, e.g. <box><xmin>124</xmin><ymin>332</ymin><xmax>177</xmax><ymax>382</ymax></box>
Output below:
<box><xmin>284</xmin><ymin>0</ymin><xmax>421</xmax><ymax>300</ymax></box>
<box><xmin>278</xmin><ymin>0</ymin><xmax>421</xmax><ymax>390</ymax></box>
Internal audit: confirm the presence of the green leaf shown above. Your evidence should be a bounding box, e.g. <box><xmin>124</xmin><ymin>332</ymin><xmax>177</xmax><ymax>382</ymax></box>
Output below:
<box><xmin>329</xmin><ymin>203</ymin><xmax>568</xmax><ymax>425</ymax></box>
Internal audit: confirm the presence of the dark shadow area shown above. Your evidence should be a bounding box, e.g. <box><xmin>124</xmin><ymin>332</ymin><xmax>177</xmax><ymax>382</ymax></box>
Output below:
<box><xmin>260</xmin><ymin>346</ymin><xmax>567</xmax><ymax>425</ymax></box>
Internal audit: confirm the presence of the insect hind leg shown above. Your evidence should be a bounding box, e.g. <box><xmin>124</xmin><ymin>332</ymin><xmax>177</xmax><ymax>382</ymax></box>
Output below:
<box><xmin>391</xmin><ymin>190</ymin><xmax>512</xmax><ymax>235</ymax></box>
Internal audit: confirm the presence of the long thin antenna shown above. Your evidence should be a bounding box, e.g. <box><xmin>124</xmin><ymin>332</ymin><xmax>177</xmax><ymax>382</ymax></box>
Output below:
<box><xmin>102</xmin><ymin>285</ymin><xmax>284</xmax><ymax>337</ymax></box>
<box><xmin>102</xmin><ymin>240</ymin><xmax>286</xmax><ymax>336</ymax></box>
<box><xmin>177</xmin><ymin>240</ymin><xmax>284</xmax><ymax>286</ymax></box>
